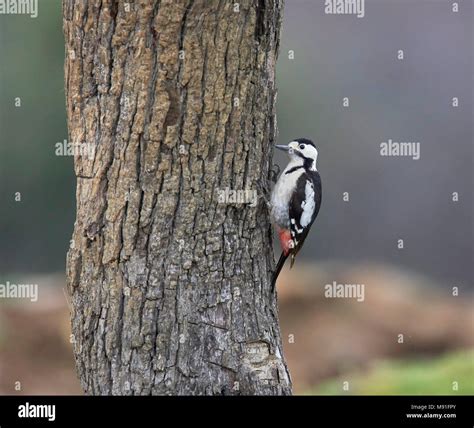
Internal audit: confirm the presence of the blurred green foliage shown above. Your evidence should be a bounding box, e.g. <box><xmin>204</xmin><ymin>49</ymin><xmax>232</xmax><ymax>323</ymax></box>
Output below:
<box><xmin>308</xmin><ymin>350</ymin><xmax>474</xmax><ymax>395</ymax></box>
<box><xmin>0</xmin><ymin>1</ymin><xmax>74</xmax><ymax>276</ymax></box>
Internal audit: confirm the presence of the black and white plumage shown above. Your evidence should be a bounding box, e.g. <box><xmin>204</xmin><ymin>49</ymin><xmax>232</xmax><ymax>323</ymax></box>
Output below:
<box><xmin>270</xmin><ymin>138</ymin><xmax>322</xmax><ymax>291</ymax></box>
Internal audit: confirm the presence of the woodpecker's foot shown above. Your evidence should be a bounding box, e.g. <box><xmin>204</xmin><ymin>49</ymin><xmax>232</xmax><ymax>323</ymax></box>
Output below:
<box><xmin>269</xmin><ymin>164</ymin><xmax>280</xmax><ymax>184</ymax></box>
<box><xmin>256</xmin><ymin>179</ymin><xmax>271</xmax><ymax>210</ymax></box>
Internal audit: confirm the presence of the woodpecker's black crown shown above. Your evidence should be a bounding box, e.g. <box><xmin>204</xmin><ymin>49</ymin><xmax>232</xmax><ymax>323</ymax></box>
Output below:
<box><xmin>293</xmin><ymin>138</ymin><xmax>316</xmax><ymax>148</ymax></box>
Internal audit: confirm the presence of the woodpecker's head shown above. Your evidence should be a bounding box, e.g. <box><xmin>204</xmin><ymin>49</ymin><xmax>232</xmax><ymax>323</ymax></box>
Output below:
<box><xmin>275</xmin><ymin>138</ymin><xmax>318</xmax><ymax>171</ymax></box>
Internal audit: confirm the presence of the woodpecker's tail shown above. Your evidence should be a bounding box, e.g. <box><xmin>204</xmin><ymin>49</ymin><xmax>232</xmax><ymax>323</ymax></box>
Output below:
<box><xmin>271</xmin><ymin>252</ymin><xmax>288</xmax><ymax>292</ymax></box>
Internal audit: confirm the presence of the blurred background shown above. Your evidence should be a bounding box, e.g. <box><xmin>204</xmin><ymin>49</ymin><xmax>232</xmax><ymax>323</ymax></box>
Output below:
<box><xmin>0</xmin><ymin>0</ymin><xmax>472</xmax><ymax>394</ymax></box>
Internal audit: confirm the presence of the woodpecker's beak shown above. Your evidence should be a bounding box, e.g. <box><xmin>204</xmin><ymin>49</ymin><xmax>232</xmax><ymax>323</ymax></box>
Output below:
<box><xmin>275</xmin><ymin>145</ymin><xmax>289</xmax><ymax>152</ymax></box>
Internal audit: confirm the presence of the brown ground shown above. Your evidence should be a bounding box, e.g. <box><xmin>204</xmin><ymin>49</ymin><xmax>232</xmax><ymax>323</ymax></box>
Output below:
<box><xmin>0</xmin><ymin>263</ymin><xmax>472</xmax><ymax>394</ymax></box>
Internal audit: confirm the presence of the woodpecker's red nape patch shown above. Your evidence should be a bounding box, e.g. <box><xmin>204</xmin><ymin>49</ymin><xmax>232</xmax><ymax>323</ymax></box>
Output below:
<box><xmin>277</xmin><ymin>227</ymin><xmax>293</xmax><ymax>256</ymax></box>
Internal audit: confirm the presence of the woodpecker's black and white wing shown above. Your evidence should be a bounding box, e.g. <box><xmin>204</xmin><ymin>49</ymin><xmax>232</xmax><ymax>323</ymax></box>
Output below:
<box><xmin>288</xmin><ymin>171</ymin><xmax>321</xmax><ymax>263</ymax></box>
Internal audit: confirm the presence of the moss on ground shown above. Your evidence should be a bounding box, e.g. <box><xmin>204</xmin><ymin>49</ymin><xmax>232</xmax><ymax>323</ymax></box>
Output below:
<box><xmin>306</xmin><ymin>349</ymin><xmax>474</xmax><ymax>395</ymax></box>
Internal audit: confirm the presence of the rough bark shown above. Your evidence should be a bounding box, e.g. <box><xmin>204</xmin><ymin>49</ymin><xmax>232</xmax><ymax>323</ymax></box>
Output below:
<box><xmin>64</xmin><ymin>0</ymin><xmax>290</xmax><ymax>395</ymax></box>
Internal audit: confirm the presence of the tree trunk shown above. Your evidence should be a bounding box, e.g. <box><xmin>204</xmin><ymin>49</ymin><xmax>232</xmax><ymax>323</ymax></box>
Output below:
<box><xmin>63</xmin><ymin>0</ymin><xmax>290</xmax><ymax>395</ymax></box>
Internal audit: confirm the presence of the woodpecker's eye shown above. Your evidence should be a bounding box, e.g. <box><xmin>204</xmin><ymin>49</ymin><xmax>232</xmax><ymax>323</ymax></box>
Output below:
<box><xmin>299</xmin><ymin>144</ymin><xmax>305</xmax><ymax>150</ymax></box>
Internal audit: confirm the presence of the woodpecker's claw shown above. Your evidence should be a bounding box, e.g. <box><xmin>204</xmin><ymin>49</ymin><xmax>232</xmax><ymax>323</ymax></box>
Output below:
<box><xmin>256</xmin><ymin>179</ymin><xmax>271</xmax><ymax>210</ymax></box>
<box><xmin>269</xmin><ymin>164</ymin><xmax>280</xmax><ymax>183</ymax></box>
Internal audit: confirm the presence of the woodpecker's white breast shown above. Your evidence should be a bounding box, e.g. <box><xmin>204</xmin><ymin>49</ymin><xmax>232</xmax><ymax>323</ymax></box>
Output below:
<box><xmin>270</xmin><ymin>161</ymin><xmax>305</xmax><ymax>228</ymax></box>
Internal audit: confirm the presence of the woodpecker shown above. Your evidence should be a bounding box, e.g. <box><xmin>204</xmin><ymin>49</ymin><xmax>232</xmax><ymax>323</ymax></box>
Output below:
<box><xmin>270</xmin><ymin>138</ymin><xmax>322</xmax><ymax>291</ymax></box>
